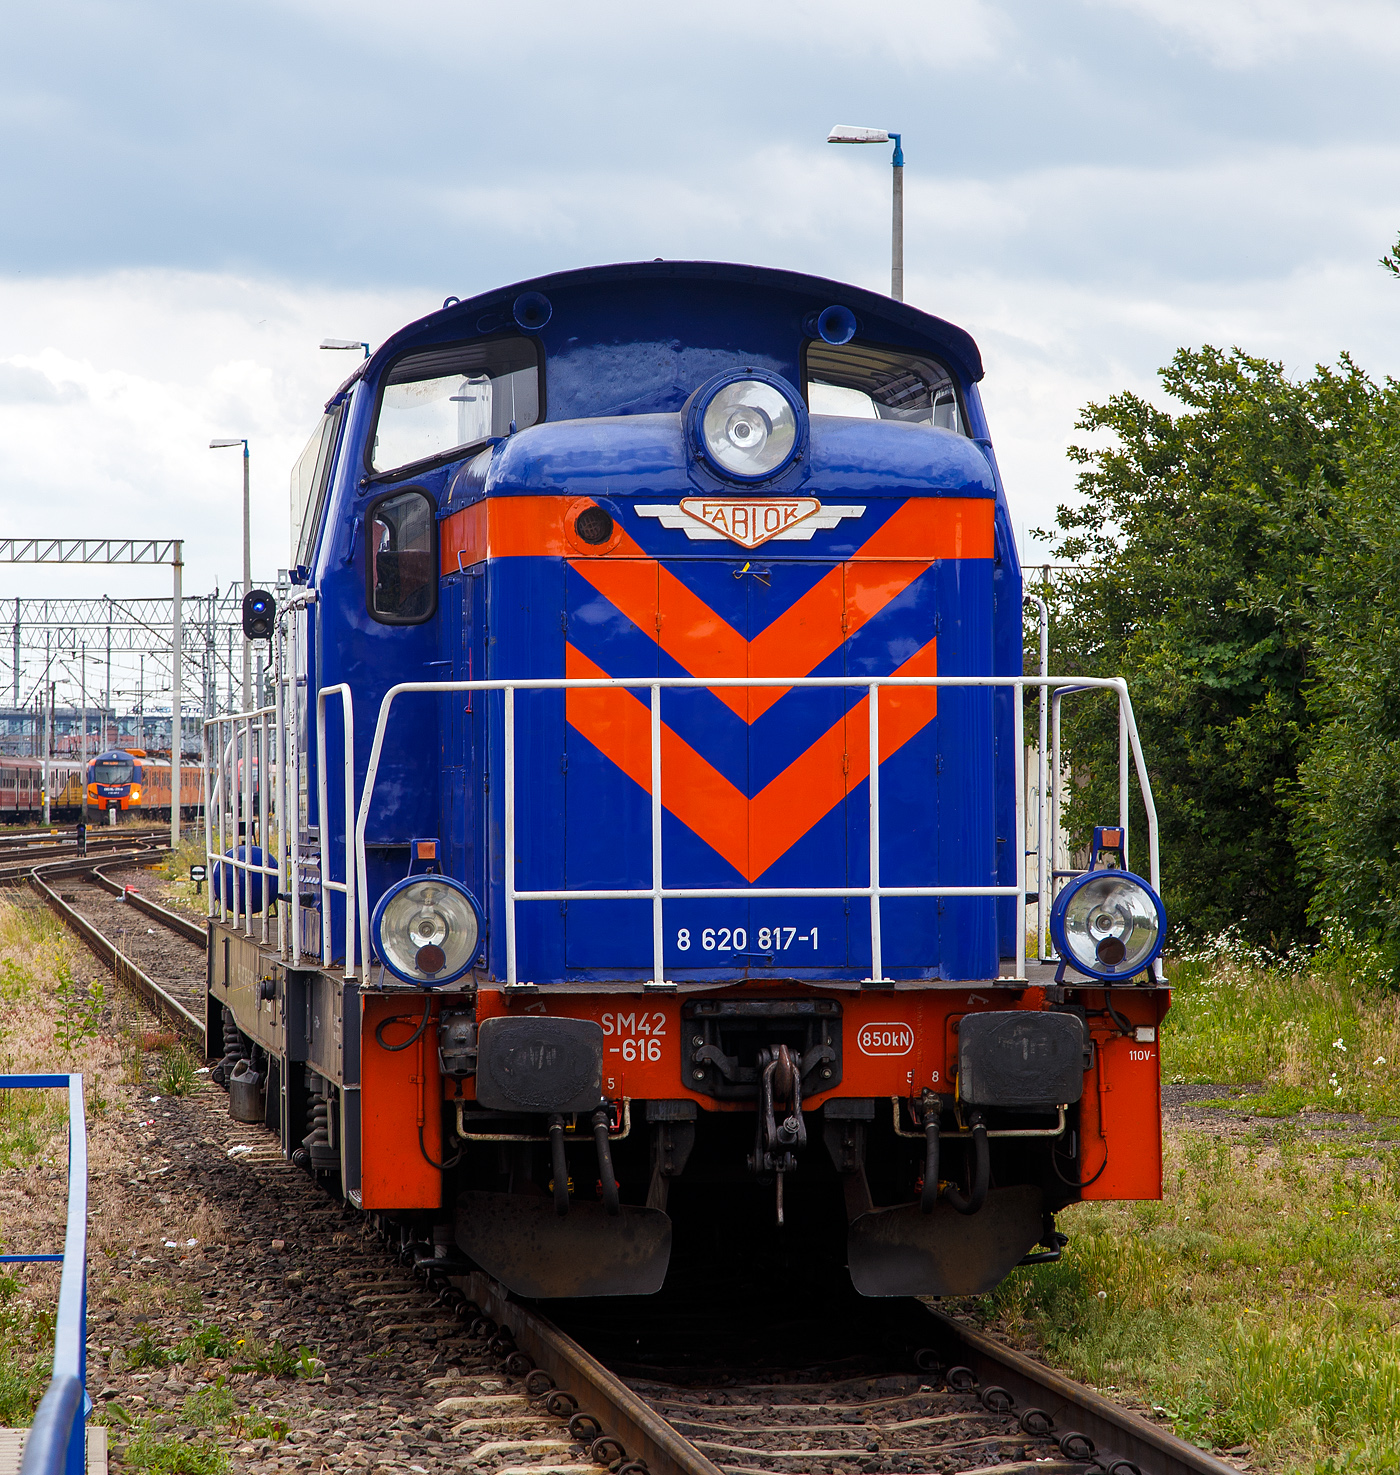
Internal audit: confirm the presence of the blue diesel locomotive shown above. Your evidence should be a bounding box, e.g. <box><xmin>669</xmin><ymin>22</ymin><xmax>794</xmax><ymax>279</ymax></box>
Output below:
<box><xmin>206</xmin><ymin>261</ymin><xmax>1169</xmax><ymax>1299</ymax></box>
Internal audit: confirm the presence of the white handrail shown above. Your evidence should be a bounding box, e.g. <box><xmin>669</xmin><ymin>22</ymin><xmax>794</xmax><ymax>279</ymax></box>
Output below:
<box><xmin>353</xmin><ymin>673</ymin><xmax>1161</xmax><ymax>989</ymax></box>
<box><xmin>202</xmin><ymin>706</ymin><xmax>279</xmax><ymax>946</ymax></box>
<box><xmin>315</xmin><ymin>685</ymin><xmax>357</xmax><ymax>978</ymax></box>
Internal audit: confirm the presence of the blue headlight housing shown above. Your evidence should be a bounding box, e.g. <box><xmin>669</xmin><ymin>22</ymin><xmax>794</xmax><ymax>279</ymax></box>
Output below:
<box><xmin>371</xmin><ymin>874</ymin><xmax>483</xmax><ymax>986</ymax></box>
<box><xmin>684</xmin><ymin>368</ymin><xmax>807</xmax><ymax>484</ymax></box>
<box><xmin>1049</xmin><ymin>868</ymin><xmax>1166</xmax><ymax>982</ymax></box>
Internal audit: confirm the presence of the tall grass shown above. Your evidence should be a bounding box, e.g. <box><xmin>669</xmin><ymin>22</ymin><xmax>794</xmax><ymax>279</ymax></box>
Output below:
<box><xmin>1163</xmin><ymin>928</ymin><xmax>1400</xmax><ymax>1115</ymax></box>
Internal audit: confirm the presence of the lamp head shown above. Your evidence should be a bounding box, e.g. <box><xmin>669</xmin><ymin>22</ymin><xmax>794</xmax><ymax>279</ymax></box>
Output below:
<box><xmin>828</xmin><ymin>124</ymin><xmax>890</xmax><ymax>144</ymax></box>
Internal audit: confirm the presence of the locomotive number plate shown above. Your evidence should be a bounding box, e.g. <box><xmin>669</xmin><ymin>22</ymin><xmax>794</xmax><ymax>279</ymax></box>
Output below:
<box><xmin>678</xmin><ymin>496</ymin><xmax>820</xmax><ymax>549</ymax></box>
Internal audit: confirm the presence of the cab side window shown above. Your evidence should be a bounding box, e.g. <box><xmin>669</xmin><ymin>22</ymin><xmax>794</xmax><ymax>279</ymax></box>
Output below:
<box><xmin>367</xmin><ymin>489</ymin><xmax>437</xmax><ymax>624</ymax></box>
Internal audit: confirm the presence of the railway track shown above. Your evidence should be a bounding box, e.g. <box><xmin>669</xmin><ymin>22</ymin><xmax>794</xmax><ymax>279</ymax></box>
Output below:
<box><xmin>22</xmin><ymin>855</ymin><xmax>1243</xmax><ymax>1475</ymax></box>
<box><xmin>0</xmin><ymin>833</ymin><xmax>170</xmax><ymax>884</ymax></box>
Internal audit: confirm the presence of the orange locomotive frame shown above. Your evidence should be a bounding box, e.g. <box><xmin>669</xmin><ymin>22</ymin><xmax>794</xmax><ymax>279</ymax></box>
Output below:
<box><xmin>358</xmin><ymin>986</ymin><xmax>1168</xmax><ymax>1211</ymax></box>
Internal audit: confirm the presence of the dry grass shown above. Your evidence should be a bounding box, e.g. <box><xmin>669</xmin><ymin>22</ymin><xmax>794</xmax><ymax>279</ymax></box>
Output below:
<box><xmin>0</xmin><ymin>888</ymin><xmax>193</xmax><ymax>1419</ymax></box>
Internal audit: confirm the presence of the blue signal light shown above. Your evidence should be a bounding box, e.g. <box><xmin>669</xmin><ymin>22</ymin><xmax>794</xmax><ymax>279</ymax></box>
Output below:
<box><xmin>371</xmin><ymin>874</ymin><xmax>483</xmax><ymax>986</ymax></box>
<box><xmin>1050</xmin><ymin>868</ymin><xmax>1166</xmax><ymax>982</ymax></box>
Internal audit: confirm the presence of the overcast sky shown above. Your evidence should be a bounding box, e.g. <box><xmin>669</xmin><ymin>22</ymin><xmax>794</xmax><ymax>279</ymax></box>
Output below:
<box><xmin>4</xmin><ymin>0</ymin><xmax>1400</xmax><ymax>706</ymax></box>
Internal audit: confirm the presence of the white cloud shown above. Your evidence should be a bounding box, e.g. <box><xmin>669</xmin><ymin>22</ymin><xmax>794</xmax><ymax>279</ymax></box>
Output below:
<box><xmin>1092</xmin><ymin>0</ymin><xmax>1400</xmax><ymax>66</ymax></box>
<box><xmin>0</xmin><ymin>270</ymin><xmax>425</xmax><ymax>607</ymax></box>
<box><xmin>285</xmin><ymin>0</ymin><xmax>1011</xmax><ymax>71</ymax></box>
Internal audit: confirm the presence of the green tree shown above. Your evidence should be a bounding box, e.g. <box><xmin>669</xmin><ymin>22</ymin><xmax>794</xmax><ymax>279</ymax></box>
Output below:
<box><xmin>1293</xmin><ymin>380</ymin><xmax>1400</xmax><ymax>948</ymax></box>
<box><xmin>1041</xmin><ymin>346</ymin><xmax>1376</xmax><ymax>944</ymax></box>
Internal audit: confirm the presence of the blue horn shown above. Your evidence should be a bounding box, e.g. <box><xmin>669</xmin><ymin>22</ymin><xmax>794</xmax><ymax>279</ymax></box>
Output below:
<box><xmin>805</xmin><ymin>304</ymin><xmax>857</xmax><ymax>346</ymax></box>
<box><xmin>513</xmin><ymin>292</ymin><xmax>553</xmax><ymax>332</ymax></box>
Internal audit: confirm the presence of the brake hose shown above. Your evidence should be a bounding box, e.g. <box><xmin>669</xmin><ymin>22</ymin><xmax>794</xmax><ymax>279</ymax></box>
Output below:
<box><xmin>375</xmin><ymin>997</ymin><xmax>433</xmax><ymax>1052</ymax></box>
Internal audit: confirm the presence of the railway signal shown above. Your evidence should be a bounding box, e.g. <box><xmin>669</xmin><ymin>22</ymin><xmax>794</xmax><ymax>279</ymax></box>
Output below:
<box><xmin>241</xmin><ymin>589</ymin><xmax>275</xmax><ymax>642</ymax></box>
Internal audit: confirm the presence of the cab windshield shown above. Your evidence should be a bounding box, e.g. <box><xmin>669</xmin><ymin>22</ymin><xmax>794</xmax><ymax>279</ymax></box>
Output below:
<box><xmin>804</xmin><ymin>340</ymin><xmax>965</xmax><ymax>433</ymax></box>
<box><xmin>93</xmin><ymin>759</ymin><xmax>135</xmax><ymax>785</ymax></box>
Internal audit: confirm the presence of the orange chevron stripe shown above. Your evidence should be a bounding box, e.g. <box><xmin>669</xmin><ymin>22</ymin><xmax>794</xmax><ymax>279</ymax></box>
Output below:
<box><xmin>566</xmin><ymin>646</ymin><xmax>749</xmax><ymax>875</ymax></box>
<box><xmin>565</xmin><ymin>639</ymin><xmax>939</xmax><ymax>882</ymax></box>
<box><xmin>572</xmin><ymin>498</ymin><xmax>985</xmax><ymax>724</ymax></box>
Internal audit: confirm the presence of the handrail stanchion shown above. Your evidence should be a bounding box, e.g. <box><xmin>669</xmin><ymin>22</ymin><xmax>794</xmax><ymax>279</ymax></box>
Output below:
<box><xmin>217</xmin><ymin>719</ymin><xmax>227</xmax><ymax>926</ymax></box>
<box><xmin>504</xmin><ymin>686</ymin><xmax>518</xmax><ymax>988</ymax></box>
<box><xmin>1013</xmin><ymin>677</ymin><xmax>1026</xmax><ymax>982</ymax></box>
<box><xmin>288</xmin><ymin>614</ymin><xmax>302</xmax><ymax>964</ymax></box>
<box><xmin>274</xmin><ymin>616</ymin><xmax>288</xmax><ymax>960</ymax></box>
<box><xmin>650</xmin><ymin>682</ymin><xmax>665</xmax><ymax>990</ymax></box>
<box><xmin>1118</xmin><ymin>693</ymin><xmax>1130</xmax><ymax>871</ymax></box>
<box><xmin>1116</xmin><ymin>680</ymin><xmax>1162</xmax><ymax>890</ymax></box>
<box><xmin>201</xmin><ymin>720</ymin><xmax>213</xmax><ymax>922</ymax></box>
<box><xmin>259</xmin><ymin>710</ymin><xmax>270</xmax><ymax>946</ymax></box>
<box><xmin>1024</xmin><ymin>593</ymin><xmax>1050</xmax><ymax>960</ymax></box>
<box><xmin>242</xmin><ymin>713</ymin><xmax>253</xmax><ymax>938</ymax></box>
<box><xmin>867</xmin><ymin>680</ymin><xmax>882</xmax><ymax>984</ymax></box>
<box><xmin>315</xmin><ymin>685</ymin><xmax>357</xmax><ymax>978</ymax></box>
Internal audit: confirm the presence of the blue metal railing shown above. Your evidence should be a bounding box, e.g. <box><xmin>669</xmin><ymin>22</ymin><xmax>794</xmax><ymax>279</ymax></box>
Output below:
<box><xmin>0</xmin><ymin>1074</ymin><xmax>87</xmax><ymax>1475</ymax></box>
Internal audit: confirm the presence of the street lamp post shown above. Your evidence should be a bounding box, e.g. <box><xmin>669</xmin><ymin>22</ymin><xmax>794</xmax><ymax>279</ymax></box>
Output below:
<box><xmin>320</xmin><ymin>338</ymin><xmax>371</xmax><ymax>360</ymax></box>
<box><xmin>210</xmin><ymin>438</ymin><xmax>251</xmax><ymax>712</ymax></box>
<box><xmin>827</xmin><ymin>124</ymin><xmax>904</xmax><ymax>302</ymax></box>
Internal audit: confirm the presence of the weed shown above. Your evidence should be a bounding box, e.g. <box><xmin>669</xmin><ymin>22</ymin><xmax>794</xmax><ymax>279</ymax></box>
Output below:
<box><xmin>0</xmin><ymin>957</ymin><xmax>32</xmax><ymax>1002</ymax></box>
<box><xmin>175</xmin><ymin>1320</ymin><xmax>232</xmax><ymax>1364</ymax></box>
<box><xmin>181</xmin><ymin>1383</ymin><xmax>237</xmax><ymax>1429</ymax></box>
<box><xmin>53</xmin><ymin>968</ymin><xmax>104</xmax><ymax>1053</ymax></box>
<box><xmin>122</xmin><ymin>1324</ymin><xmax>171</xmax><ymax>1371</ymax></box>
<box><xmin>179</xmin><ymin>1383</ymin><xmax>286</xmax><ymax>1441</ymax></box>
<box><xmin>121</xmin><ymin>1422</ymin><xmax>229</xmax><ymax>1475</ymax></box>
<box><xmin>156</xmin><ymin>1045</ymin><xmax>199</xmax><ymax>1098</ymax></box>
<box><xmin>229</xmin><ymin>1336</ymin><xmax>306</xmax><ymax>1378</ymax></box>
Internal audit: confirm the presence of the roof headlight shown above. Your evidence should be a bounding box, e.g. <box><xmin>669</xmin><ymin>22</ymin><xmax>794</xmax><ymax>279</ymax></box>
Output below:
<box><xmin>371</xmin><ymin>875</ymin><xmax>482</xmax><ymax>986</ymax></box>
<box><xmin>1049</xmin><ymin>869</ymin><xmax>1166</xmax><ymax>982</ymax></box>
<box><xmin>688</xmin><ymin>370</ymin><xmax>805</xmax><ymax>482</ymax></box>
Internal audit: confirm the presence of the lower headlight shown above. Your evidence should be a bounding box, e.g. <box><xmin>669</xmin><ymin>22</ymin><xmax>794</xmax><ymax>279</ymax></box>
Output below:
<box><xmin>371</xmin><ymin>875</ymin><xmax>482</xmax><ymax>986</ymax></box>
<box><xmin>1049</xmin><ymin>869</ymin><xmax>1166</xmax><ymax>982</ymax></box>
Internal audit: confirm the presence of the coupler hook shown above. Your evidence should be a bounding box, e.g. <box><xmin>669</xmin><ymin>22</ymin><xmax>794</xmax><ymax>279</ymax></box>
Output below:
<box><xmin>755</xmin><ymin>1044</ymin><xmax>806</xmax><ymax>1226</ymax></box>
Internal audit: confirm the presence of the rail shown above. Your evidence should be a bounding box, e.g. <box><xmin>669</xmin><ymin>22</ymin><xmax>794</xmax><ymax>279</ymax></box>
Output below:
<box><xmin>353</xmin><ymin>674</ymin><xmax>1161</xmax><ymax>989</ymax></box>
<box><xmin>0</xmin><ymin>1073</ymin><xmax>88</xmax><ymax>1475</ymax></box>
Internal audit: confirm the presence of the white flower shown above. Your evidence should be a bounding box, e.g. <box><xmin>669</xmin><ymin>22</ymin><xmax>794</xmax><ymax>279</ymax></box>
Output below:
<box><xmin>1332</xmin><ymin>1039</ymin><xmax>1347</xmax><ymax>1052</ymax></box>
<box><xmin>1375</xmin><ymin>1057</ymin><xmax>1386</xmax><ymax>1066</ymax></box>
<box><xmin>1097</xmin><ymin>1290</ymin><xmax>1108</xmax><ymax>1300</ymax></box>
<box><xmin>1335</xmin><ymin>1087</ymin><xmax>1344</xmax><ymax>1097</ymax></box>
